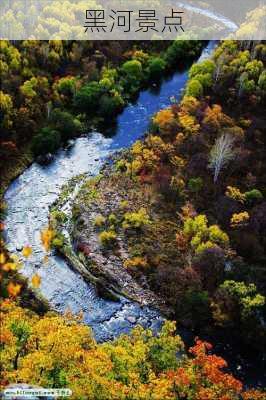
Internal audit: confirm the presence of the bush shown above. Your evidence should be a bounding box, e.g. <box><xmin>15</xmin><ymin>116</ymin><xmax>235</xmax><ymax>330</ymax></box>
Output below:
<box><xmin>108</xmin><ymin>214</ymin><xmax>118</xmax><ymax>225</ymax></box>
<box><xmin>115</xmin><ymin>159</ymin><xmax>128</xmax><ymax>172</ymax></box>
<box><xmin>183</xmin><ymin>215</ymin><xmax>229</xmax><ymax>254</ymax></box>
<box><xmin>121</xmin><ymin>60</ymin><xmax>143</xmax><ymax>93</ymax></box>
<box><xmin>31</xmin><ymin>127</ymin><xmax>61</xmax><ymax>156</ymax></box>
<box><xmin>51</xmin><ymin>210</ymin><xmax>68</xmax><ymax>224</ymax></box>
<box><xmin>164</xmin><ymin>41</ymin><xmax>203</xmax><ymax>67</ymax></box>
<box><xmin>99</xmin><ymin>94</ymin><xmax>124</xmax><ymax>118</ymax></box>
<box><xmin>189</xmin><ymin>60</ymin><xmax>216</xmax><ymax>77</ymax></box>
<box><xmin>185</xmin><ymin>79</ymin><xmax>203</xmax><ymax>98</ymax></box>
<box><xmin>213</xmin><ymin>280</ymin><xmax>265</xmax><ymax>338</ymax></box>
<box><xmin>54</xmin><ymin>76</ymin><xmax>76</xmax><ymax>96</ymax></box>
<box><xmin>121</xmin><ymin>60</ymin><xmax>143</xmax><ymax>81</ymax></box>
<box><xmin>52</xmin><ymin>233</ymin><xmax>65</xmax><ymax>249</ymax></box>
<box><xmin>230</xmin><ymin>212</ymin><xmax>250</xmax><ymax>227</ymax></box>
<box><xmin>74</xmin><ymin>82</ymin><xmax>104</xmax><ymax>113</ymax></box>
<box><xmin>188</xmin><ymin>177</ymin><xmax>203</xmax><ymax>193</ymax></box>
<box><xmin>181</xmin><ymin>289</ymin><xmax>211</xmax><ymax>328</ymax></box>
<box><xmin>124</xmin><ymin>257</ymin><xmax>148</xmax><ymax>270</ymax></box>
<box><xmin>147</xmin><ymin>57</ymin><xmax>166</xmax><ymax>81</ymax></box>
<box><xmin>94</xmin><ymin>214</ymin><xmax>106</xmax><ymax>227</ymax></box>
<box><xmin>244</xmin><ymin>189</ymin><xmax>263</xmax><ymax>203</ymax></box>
<box><xmin>120</xmin><ymin>200</ymin><xmax>129</xmax><ymax>209</ymax></box>
<box><xmin>99</xmin><ymin>230</ymin><xmax>117</xmax><ymax>247</ymax></box>
<box><xmin>50</xmin><ymin>109</ymin><xmax>83</xmax><ymax>140</ymax></box>
<box><xmin>188</xmin><ymin>61</ymin><xmax>215</xmax><ymax>90</ymax></box>
<box><xmin>226</xmin><ymin>186</ymin><xmax>245</xmax><ymax>203</ymax></box>
<box><xmin>122</xmin><ymin>208</ymin><xmax>151</xmax><ymax>230</ymax></box>
<box><xmin>208</xmin><ymin>225</ymin><xmax>229</xmax><ymax>246</ymax></box>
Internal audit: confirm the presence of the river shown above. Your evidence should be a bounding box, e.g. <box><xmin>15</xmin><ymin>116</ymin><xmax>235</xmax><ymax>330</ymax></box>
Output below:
<box><xmin>4</xmin><ymin>42</ymin><xmax>219</xmax><ymax>342</ymax></box>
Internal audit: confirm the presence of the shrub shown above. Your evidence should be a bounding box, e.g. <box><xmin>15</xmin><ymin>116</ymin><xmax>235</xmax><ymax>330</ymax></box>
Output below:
<box><xmin>52</xmin><ymin>233</ymin><xmax>65</xmax><ymax>249</ymax></box>
<box><xmin>54</xmin><ymin>76</ymin><xmax>76</xmax><ymax>96</ymax></box>
<box><xmin>115</xmin><ymin>159</ymin><xmax>128</xmax><ymax>172</ymax></box>
<box><xmin>230</xmin><ymin>212</ymin><xmax>250</xmax><ymax>227</ymax></box>
<box><xmin>208</xmin><ymin>225</ymin><xmax>229</xmax><ymax>246</ymax></box>
<box><xmin>147</xmin><ymin>57</ymin><xmax>166</xmax><ymax>81</ymax></box>
<box><xmin>153</xmin><ymin>108</ymin><xmax>175</xmax><ymax>129</ymax></box>
<box><xmin>50</xmin><ymin>109</ymin><xmax>83</xmax><ymax>140</ymax></box>
<box><xmin>181</xmin><ymin>96</ymin><xmax>200</xmax><ymax>115</ymax></box>
<box><xmin>226</xmin><ymin>186</ymin><xmax>245</xmax><ymax>203</ymax></box>
<box><xmin>94</xmin><ymin>214</ymin><xmax>106</xmax><ymax>227</ymax></box>
<box><xmin>108</xmin><ymin>214</ymin><xmax>118</xmax><ymax>225</ymax></box>
<box><xmin>258</xmin><ymin>70</ymin><xmax>266</xmax><ymax>91</ymax></box>
<box><xmin>124</xmin><ymin>257</ymin><xmax>148</xmax><ymax>270</ymax></box>
<box><xmin>183</xmin><ymin>215</ymin><xmax>229</xmax><ymax>254</ymax></box>
<box><xmin>122</xmin><ymin>208</ymin><xmax>151</xmax><ymax>230</ymax></box>
<box><xmin>121</xmin><ymin>60</ymin><xmax>143</xmax><ymax>81</ymax></box>
<box><xmin>194</xmin><ymin>246</ymin><xmax>225</xmax><ymax>292</ymax></box>
<box><xmin>213</xmin><ymin>280</ymin><xmax>265</xmax><ymax>331</ymax></box>
<box><xmin>51</xmin><ymin>210</ymin><xmax>68</xmax><ymax>224</ymax></box>
<box><xmin>119</xmin><ymin>200</ymin><xmax>129</xmax><ymax>209</ymax></box>
<box><xmin>99</xmin><ymin>230</ymin><xmax>117</xmax><ymax>247</ymax></box>
<box><xmin>164</xmin><ymin>40</ymin><xmax>203</xmax><ymax>67</ymax></box>
<box><xmin>31</xmin><ymin>127</ymin><xmax>61</xmax><ymax>156</ymax></box>
<box><xmin>188</xmin><ymin>177</ymin><xmax>203</xmax><ymax>193</ymax></box>
<box><xmin>195</xmin><ymin>241</ymin><xmax>217</xmax><ymax>254</ymax></box>
<box><xmin>99</xmin><ymin>93</ymin><xmax>124</xmax><ymax>118</ymax></box>
<box><xmin>182</xmin><ymin>289</ymin><xmax>211</xmax><ymax>327</ymax></box>
<box><xmin>74</xmin><ymin>81</ymin><xmax>104</xmax><ymax>113</ymax></box>
<box><xmin>189</xmin><ymin>59</ymin><xmax>216</xmax><ymax>78</ymax></box>
<box><xmin>185</xmin><ymin>79</ymin><xmax>203</xmax><ymax>98</ymax></box>
<box><xmin>183</xmin><ymin>215</ymin><xmax>208</xmax><ymax>238</ymax></box>
<box><xmin>188</xmin><ymin>60</ymin><xmax>215</xmax><ymax>90</ymax></box>
<box><xmin>244</xmin><ymin>189</ymin><xmax>263</xmax><ymax>203</ymax></box>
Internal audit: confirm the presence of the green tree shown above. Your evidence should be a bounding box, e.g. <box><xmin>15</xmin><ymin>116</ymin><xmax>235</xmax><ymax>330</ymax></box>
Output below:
<box><xmin>189</xmin><ymin>59</ymin><xmax>215</xmax><ymax>89</ymax></box>
<box><xmin>31</xmin><ymin>127</ymin><xmax>61</xmax><ymax>156</ymax></box>
<box><xmin>212</xmin><ymin>281</ymin><xmax>266</xmax><ymax>349</ymax></box>
<box><xmin>185</xmin><ymin>79</ymin><xmax>203</xmax><ymax>98</ymax></box>
<box><xmin>50</xmin><ymin>109</ymin><xmax>83</xmax><ymax>140</ymax></box>
<box><xmin>147</xmin><ymin>57</ymin><xmax>166</xmax><ymax>81</ymax></box>
<box><xmin>258</xmin><ymin>70</ymin><xmax>266</xmax><ymax>91</ymax></box>
<box><xmin>188</xmin><ymin>177</ymin><xmax>203</xmax><ymax>193</ymax></box>
<box><xmin>121</xmin><ymin>59</ymin><xmax>143</xmax><ymax>81</ymax></box>
<box><xmin>99</xmin><ymin>94</ymin><xmax>124</xmax><ymax>119</ymax></box>
<box><xmin>74</xmin><ymin>82</ymin><xmax>104</xmax><ymax>113</ymax></box>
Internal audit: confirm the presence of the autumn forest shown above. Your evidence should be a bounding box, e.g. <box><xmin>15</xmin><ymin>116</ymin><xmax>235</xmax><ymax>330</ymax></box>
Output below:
<box><xmin>1</xmin><ymin>4</ymin><xmax>266</xmax><ymax>399</ymax></box>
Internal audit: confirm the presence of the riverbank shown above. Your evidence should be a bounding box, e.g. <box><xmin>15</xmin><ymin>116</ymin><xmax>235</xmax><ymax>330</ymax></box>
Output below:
<box><xmin>0</xmin><ymin>146</ymin><xmax>33</xmax><ymax>198</ymax></box>
<box><xmin>49</xmin><ymin>161</ymin><xmax>172</xmax><ymax>315</ymax></box>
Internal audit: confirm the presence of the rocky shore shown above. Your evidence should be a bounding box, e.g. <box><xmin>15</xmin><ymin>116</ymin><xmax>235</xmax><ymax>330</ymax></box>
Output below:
<box><xmin>49</xmin><ymin>163</ymin><xmax>172</xmax><ymax>317</ymax></box>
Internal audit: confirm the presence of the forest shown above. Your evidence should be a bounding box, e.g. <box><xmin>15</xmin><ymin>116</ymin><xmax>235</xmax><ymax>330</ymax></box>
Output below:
<box><xmin>1</xmin><ymin>9</ymin><xmax>266</xmax><ymax>400</ymax></box>
<box><xmin>0</xmin><ymin>39</ymin><xmax>205</xmax><ymax>195</ymax></box>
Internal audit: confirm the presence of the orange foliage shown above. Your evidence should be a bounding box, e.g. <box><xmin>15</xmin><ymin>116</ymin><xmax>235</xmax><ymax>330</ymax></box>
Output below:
<box><xmin>7</xmin><ymin>282</ymin><xmax>21</xmax><ymax>297</ymax></box>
